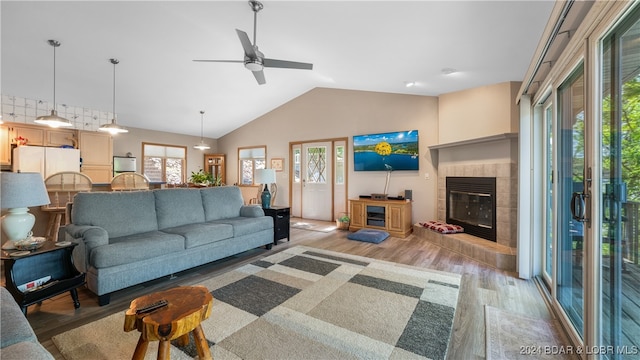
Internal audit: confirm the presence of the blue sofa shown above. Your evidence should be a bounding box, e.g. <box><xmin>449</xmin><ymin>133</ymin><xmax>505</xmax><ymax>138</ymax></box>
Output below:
<box><xmin>65</xmin><ymin>186</ymin><xmax>273</xmax><ymax>305</ymax></box>
<box><xmin>0</xmin><ymin>287</ymin><xmax>54</xmax><ymax>359</ymax></box>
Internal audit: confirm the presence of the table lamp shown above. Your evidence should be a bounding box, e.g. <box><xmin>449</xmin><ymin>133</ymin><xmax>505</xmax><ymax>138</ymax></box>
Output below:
<box><xmin>255</xmin><ymin>169</ymin><xmax>276</xmax><ymax>209</ymax></box>
<box><xmin>1</xmin><ymin>172</ymin><xmax>51</xmax><ymax>250</ymax></box>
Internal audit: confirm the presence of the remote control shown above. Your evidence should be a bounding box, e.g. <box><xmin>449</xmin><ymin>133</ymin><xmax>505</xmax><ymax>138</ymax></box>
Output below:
<box><xmin>136</xmin><ymin>299</ymin><xmax>168</xmax><ymax>314</ymax></box>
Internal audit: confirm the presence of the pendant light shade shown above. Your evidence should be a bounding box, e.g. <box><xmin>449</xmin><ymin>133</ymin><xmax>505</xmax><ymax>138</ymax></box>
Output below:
<box><xmin>99</xmin><ymin>58</ymin><xmax>128</xmax><ymax>134</ymax></box>
<box><xmin>34</xmin><ymin>40</ymin><xmax>73</xmax><ymax>128</ymax></box>
<box><xmin>194</xmin><ymin>111</ymin><xmax>211</xmax><ymax>150</ymax></box>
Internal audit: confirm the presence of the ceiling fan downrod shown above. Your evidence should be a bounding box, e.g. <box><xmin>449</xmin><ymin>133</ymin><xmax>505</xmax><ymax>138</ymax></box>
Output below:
<box><xmin>249</xmin><ymin>0</ymin><xmax>263</xmax><ymax>46</ymax></box>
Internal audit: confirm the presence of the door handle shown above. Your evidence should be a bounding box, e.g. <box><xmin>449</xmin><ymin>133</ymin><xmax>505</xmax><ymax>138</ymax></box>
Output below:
<box><xmin>571</xmin><ymin>191</ymin><xmax>590</xmax><ymax>223</ymax></box>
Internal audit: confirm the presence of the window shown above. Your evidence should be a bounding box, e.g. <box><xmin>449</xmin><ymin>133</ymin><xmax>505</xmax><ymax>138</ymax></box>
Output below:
<box><xmin>142</xmin><ymin>143</ymin><xmax>186</xmax><ymax>184</ymax></box>
<box><xmin>293</xmin><ymin>148</ymin><xmax>301</xmax><ymax>183</ymax></box>
<box><xmin>238</xmin><ymin>146</ymin><xmax>266</xmax><ymax>185</ymax></box>
<box><xmin>335</xmin><ymin>145</ymin><xmax>345</xmax><ymax>184</ymax></box>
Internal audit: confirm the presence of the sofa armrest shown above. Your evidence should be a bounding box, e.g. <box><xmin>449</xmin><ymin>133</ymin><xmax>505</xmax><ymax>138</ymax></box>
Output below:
<box><xmin>240</xmin><ymin>205</ymin><xmax>265</xmax><ymax>218</ymax></box>
<box><xmin>65</xmin><ymin>224</ymin><xmax>109</xmax><ymax>273</ymax></box>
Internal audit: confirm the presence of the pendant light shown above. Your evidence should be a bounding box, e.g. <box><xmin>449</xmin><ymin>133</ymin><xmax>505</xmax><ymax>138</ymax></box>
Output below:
<box><xmin>194</xmin><ymin>111</ymin><xmax>210</xmax><ymax>150</ymax></box>
<box><xmin>98</xmin><ymin>58</ymin><xmax>128</xmax><ymax>134</ymax></box>
<box><xmin>34</xmin><ymin>40</ymin><xmax>73</xmax><ymax>128</ymax></box>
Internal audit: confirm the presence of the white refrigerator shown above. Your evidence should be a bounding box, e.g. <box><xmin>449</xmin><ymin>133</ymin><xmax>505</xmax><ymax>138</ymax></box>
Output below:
<box><xmin>12</xmin><ymin>146</ymin><xmax>81</xmax><ymax>178</ymax></box>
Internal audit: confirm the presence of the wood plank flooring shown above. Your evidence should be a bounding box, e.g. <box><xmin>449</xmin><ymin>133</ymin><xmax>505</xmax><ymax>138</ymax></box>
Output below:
<box><xmin>2</xmin><ymin>221</ymin><xmax>568</xmax><ymax>359</ymax></box>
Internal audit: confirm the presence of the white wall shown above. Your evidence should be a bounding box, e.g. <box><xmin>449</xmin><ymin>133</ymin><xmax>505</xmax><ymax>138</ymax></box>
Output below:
<box><xmin>218</xmin><ymin>87</ymin><xmax>440</xmax><ymax>223</ymax></box>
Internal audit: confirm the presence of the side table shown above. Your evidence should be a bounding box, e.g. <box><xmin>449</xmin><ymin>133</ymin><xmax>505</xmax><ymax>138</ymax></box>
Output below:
<box><xmin>1</xmin><ymin>241</ymin><xmax>85</xmax><ymax>315</ymax></box>
<box><xmin>263</xmin><ymin>206</ymin><xmax>290</xmax><ymax>245</ymax></box>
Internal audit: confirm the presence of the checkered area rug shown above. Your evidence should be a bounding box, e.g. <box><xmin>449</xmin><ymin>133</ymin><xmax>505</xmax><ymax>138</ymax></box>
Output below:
<box><xmin>52</xmin><ymin>246</ymin><xmax>462</xmax><ymax>360</ymax></box>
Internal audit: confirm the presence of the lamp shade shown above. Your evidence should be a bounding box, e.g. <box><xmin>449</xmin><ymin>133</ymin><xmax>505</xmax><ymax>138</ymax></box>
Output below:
<box><xmin>255</xmin><ymin>169</ymin><xmax>276</xmax><ymax>185</ymax></box>
<box><xmin>1</xmin><ymin>172</ymin><xmax>50</xmax><ymax>209</ymax></box>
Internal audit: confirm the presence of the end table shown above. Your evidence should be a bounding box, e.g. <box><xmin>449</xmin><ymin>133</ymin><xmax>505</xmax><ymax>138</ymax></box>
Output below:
<box><xmin>263</xmin><ymin>206</ymin><xmax>290</xmax><ymax>245</ymax></box>
<box><xmin>1</xmin><ymin>241</ymin><xmax>85</xmax><ymax>315</ymax></box>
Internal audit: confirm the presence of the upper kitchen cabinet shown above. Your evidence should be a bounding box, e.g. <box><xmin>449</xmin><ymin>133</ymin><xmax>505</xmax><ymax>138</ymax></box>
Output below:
<box><xmin>0</xmin><ymin>125</ymin><xmax>11</xmax><ymax>166</ymax></box>
<box><xmin>13</xmin><ymin>125</ymin><xmax>45</xmax><ymax>146</ymax></box>
<box><xmin>78</xmin><ymin>131</ymin><xmax>113</xmax><ymax>183</ymax></box>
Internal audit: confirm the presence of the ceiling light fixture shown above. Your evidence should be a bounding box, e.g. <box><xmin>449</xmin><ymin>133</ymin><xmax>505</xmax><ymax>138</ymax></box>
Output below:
<box><xmin>194</xmin><ymin>111</ymin><xmax>211</xmax><ymax>150</ymax></box>
<box><xmin>99</xmin><ymin>59</ymin><xmax>128</xmax><ymax>134</ymax></box>
<box><xmin>405</xmin><ymin>81</ymin><xmax>416</xmax><ymax>87</ymax></box>
<box><xmin>34</xmin><ymin>40</ymin><xmax>73</xmax><ymax>128</ymax></box>
<box><xmin>441</xmin><ymin>68</ymin><xmax>458</xmax><ymax>75</ymax></box>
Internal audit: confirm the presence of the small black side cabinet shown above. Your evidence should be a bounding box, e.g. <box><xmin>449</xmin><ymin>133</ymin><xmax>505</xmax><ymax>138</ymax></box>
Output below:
<box><xmin>1</xmin><ymin>242</ymin><xmax>85</xmax><ymax>315</ymax></box>
<box><xmin>263</xmin><ymin>206</ymin><xmax>290</xmax><ymax>245</ymax></box>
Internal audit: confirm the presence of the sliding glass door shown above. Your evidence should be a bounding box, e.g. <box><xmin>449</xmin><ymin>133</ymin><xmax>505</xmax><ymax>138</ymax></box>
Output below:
<box><xmin>556</xmin><ymin>64</ymin><xmax>586</xmax><ymax>338</ymax></box>
<box><xmin>600</xmin><ymin>9</ymin><xmax>640</xmax><ymax>357</ymax></box>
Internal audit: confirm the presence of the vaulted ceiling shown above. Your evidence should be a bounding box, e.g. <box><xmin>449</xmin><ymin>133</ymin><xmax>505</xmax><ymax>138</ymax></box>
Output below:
<box><xmin>1</xmin><ymin>1</ymin><xmax>555</xmax><ymax>138</ymax></box>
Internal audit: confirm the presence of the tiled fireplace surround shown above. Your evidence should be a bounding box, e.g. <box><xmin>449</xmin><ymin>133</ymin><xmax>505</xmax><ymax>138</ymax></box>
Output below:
<box><xmin>414</xmin><ymin>136</ymin><xmax>518</xmax><ymax>272</ymax></box>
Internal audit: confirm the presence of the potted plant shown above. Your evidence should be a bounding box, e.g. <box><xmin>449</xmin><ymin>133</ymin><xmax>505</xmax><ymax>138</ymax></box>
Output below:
<box><xmin>336</xmin><ymin>213</ymin><xmax>350</xmax><ymax>230</ymax></box>
<box><xmin>189</xmin><ymin>169</ymin><xmax>213</xmax><ymax>186</ymax></box>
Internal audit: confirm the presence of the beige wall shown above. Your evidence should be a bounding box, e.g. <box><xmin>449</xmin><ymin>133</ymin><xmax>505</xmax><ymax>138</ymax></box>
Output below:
<box><xmin>218</xmin><ymin>87</ymin><xmax>440</xmax><ymax>223</ymax></box>
<box><xmin>112</xmin><ymin>126</ymin><xmax>217</xmax><ymax>179</ymax></box>
<box><xmin>438</xmin><ymin>81</ymin><xmax>520</xmax><ymax>144</ymax></box>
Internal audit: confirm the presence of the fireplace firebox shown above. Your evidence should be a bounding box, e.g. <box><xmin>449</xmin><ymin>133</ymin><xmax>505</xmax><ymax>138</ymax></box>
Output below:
<box><xmin>446</xmin><ymin>177</ymin><xmax>497</xmax><ymax>241</ymax></box>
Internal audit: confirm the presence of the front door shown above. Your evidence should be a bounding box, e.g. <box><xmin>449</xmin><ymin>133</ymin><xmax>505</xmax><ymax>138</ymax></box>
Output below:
<box><xmin>301</xmin><ymin>142</ymin><xmax>332</xmax><ymax>220</ymax></box>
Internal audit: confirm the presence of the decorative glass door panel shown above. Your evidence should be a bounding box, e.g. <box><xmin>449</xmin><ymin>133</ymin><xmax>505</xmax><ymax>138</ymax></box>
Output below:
<box><xmin>302</xmin><ymin>143</ymin><xmax>332</xmax><ymax>220</ymax></box>
<box><xmin>556</xmin><ymin>64</ymin><xmax>586</xmax><ymax>338</ymax></box>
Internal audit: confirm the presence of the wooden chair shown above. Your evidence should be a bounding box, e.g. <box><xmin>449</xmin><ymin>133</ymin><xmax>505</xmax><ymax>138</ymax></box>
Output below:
<box><xmin>42</xmin><ymin>171</ymin><xmax>93</xmax><ymax>241</ymax></box>
<box><xmin>110</xmin><ymin>173</ymin><xmax>150</xmax><ymax>191</ymax></box>
<box><xmin>239</xmin><ymin>185</ymin><xmax>262</xmax><ymax>205</ymax></box>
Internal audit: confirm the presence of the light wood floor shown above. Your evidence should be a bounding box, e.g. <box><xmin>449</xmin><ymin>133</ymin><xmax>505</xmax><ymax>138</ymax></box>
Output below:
<box><xmin>5</xmin><ymin>222</ymin><xmax>565</xmax><ymax>359</ymax></box>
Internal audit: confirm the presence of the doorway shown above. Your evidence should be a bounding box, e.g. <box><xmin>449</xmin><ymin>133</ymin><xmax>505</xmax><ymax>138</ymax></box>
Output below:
<box><xmin>290</xmin><ymin>138</ymin><xmax>348</xmax><ymax>222</ymax></box>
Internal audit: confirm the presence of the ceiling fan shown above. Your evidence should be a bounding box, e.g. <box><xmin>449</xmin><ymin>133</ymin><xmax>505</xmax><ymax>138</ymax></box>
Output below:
<box><xmin>193</xmin><ymin>0</ymin><xmax>313</xmax><ymax>85</ymax></box>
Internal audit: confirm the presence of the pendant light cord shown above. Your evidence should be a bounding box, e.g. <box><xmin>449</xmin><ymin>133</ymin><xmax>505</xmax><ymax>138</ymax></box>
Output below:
<box><xmin>200</xmin><ymin>111</ymin><xmax>205</xmax><ymax>141</ymax></box>
<box><xmin>110</xmin><ymin>59</ymin><xmax>119</xmax><ymax>123</ymax></box>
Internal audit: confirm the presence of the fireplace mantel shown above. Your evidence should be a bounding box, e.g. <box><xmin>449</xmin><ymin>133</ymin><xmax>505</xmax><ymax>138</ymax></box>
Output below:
<box><xmin>428</xmin><ymin>132</ymin><xmax>518</xmax><ymax>150</ymax></box>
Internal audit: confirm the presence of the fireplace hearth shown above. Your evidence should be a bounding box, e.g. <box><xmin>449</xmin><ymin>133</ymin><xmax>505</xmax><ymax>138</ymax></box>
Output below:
<box><xmin>446</xmin><ymin>177</ymin><xmax>497</xmax><ymax>241</ymax></box>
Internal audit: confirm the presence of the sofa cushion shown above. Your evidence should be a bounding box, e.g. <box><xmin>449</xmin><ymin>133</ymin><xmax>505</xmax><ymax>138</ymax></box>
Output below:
<box><xmin>72</xmin><ymin>191</ymin><xmax>158</xmax><ymax>238</ymax></box>
<box><xmin>210</xmin><ymin>216</ymin><xmax>273</xmax><ymax>237</ymax></box>
<box><xmin>1</xmin><ymin>287</ymin><xmax>37</xmax><ymax>348</ymax></box>
<box><xmin>201</xmin><ymin>186</ymin><xmax>244</xmax><ymax>221</ymax></box>
<box><xmin>161</xmin><ymin>223</ymin><xmax>234</xmax><ymax>248</ymax></box>
<box><xmin>1</xmin><ymin>341</ymin><xmax>55</xmax><ymax>360</ymax></box>
<box><xmin>154</xmin><ymin>188</ymin><xmax>205</xmax><ymax>230</ymax></box>
<box><xmin>90</xmin><ymin>231</ymin><xmax>185</xmax><ymax>268</ymax></box>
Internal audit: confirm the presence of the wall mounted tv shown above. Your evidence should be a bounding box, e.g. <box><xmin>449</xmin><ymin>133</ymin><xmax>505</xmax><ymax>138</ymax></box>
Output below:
<box><xmin>353</xmin><ymin>130</ymin><xmax>419</xmax><ymax>171</ymax></box>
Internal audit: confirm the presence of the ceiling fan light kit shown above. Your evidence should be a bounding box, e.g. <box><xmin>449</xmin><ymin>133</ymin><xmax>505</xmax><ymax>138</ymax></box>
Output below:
<box><xmin>34</xmin><ymin>40</ymin><xmax>73</xmax><ymax>128</ymax></box>
<box><xmin>99</xmin><ymin>58</ymin><xmax>128</xmax><ymax>134</ymax></box>
<box><xmin>193</xmin><ymin>0</ymin><xmax>313</xmax><ymax>85</ymax></box>
<box><xmin>194</xmin><ymin>110</ymin><xmax>211</xmax><ymax>150</ymax></box>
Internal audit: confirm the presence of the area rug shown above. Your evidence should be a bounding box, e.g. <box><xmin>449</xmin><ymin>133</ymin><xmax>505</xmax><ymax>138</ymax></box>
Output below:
<box><xmin>290</xmin><ymin>220</ymin><xmax>337</xmax><ymax>233</ymax></box>
<box><xmin>52</xmin><ymin>246</ymin><xmax>462</xmax><ymax>360</ymax></box>
<box><xmin>485</xmin><ymin>305</ymin><xmax>574</xmax><ymax>360</ymax></box>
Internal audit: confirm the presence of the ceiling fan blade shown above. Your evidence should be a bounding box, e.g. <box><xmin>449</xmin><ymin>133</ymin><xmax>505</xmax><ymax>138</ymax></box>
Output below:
<box><xmin>263</xmin><ymin>58</ymin><xmax>313</xmax><ymax>70</ymax></box>
<box><xmin>192</xmin><ymin>60</ymin><xmax>244</xmax><ymax>63</ymax></box>
<box><xmin>236</xmin><ymin>29</ymin><xmax>257</xmax><ymax>58</ymax></box>
<box><xmin>252</xmin><ymin>70</ymin><xmax>266</xmax><ymax>85</ymax></box>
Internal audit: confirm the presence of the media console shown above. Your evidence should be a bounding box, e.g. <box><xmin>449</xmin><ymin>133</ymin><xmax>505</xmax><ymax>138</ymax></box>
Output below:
<box><xmin>348</xmin><ymin>198</ymin><xmax>412</xmax><ymax>238</ymax></box>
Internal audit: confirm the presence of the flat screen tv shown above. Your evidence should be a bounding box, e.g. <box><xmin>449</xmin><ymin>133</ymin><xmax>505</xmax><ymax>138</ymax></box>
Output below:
<box><xmin>353</xmin><ymin>130</ymin><xmax>419</xmax><ymax>171</ymax></box>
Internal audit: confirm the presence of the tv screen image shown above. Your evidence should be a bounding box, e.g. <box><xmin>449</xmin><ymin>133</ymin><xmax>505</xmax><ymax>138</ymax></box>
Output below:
<box><xmin>353</xmin><ymin>130</ymin><xmax>419</xmax><ymax>171</ymax></box>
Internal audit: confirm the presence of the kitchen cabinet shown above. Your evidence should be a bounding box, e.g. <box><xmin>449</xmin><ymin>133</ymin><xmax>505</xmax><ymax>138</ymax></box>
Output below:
<box><xmin>46</xmin><ymin>129</ymin><xmax>76</xmax><ymax>147</ymax></box>
<box><xmin>78</xmin><ymin>131</ymin><xmax>113</xmax><ymax>183</ymax></box>
<box><xmin>13</xmin><ymin>125</ymin><xmax>44</xmax><ymax>146</ymax></box>
<box><xmin>348</xmin><ymin>198</ymin><xmax>412</xmax><ymax>238</ymax></box>
<box><xmin>0</xmin><ymin>125</ymin><xmax>11</xmax><ymax>166</ymax></box>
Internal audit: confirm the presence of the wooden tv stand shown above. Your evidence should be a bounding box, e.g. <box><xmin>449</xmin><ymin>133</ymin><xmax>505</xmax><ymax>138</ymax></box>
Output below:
<box><xmin>348</xmin><ymin>198</ymin><xmax>412</xmax><ymax>238</ymax></box>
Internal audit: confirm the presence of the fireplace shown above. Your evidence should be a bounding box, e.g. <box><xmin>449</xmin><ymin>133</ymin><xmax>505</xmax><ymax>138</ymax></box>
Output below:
<box><xmin>446</xmin><ymin>177</ymin><xmax>497</xmax><ymax>241</ymax></box>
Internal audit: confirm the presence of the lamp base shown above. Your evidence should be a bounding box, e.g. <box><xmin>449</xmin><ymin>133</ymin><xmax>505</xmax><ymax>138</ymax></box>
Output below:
<box><xmin>1</xmin><ymin>207</ymin><xmax>36</xmax><ymax>250</ymax></box>
<box><xmin>261</xmin><ymin>185</ymin><xmax>271</xmax><ymax>209</ymax></box>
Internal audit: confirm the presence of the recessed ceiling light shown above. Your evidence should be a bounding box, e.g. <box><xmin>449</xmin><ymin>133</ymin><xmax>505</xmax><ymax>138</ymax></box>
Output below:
<box><xmin>441</xmin><ymin>68</ymin><xmax>457</xmax><ymax>75</ymax></box>
<box><xmin>404</xmin><ymin>81</ymin><xmax>416</xmax><ymax>87</ymax></box>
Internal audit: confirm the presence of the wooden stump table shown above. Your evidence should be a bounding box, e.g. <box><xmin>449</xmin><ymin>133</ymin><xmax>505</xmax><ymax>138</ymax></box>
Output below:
<box><xmin>124</xmin><ymin>286</ymin><xmax>213</xmax><ymax>360</ymax></box>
